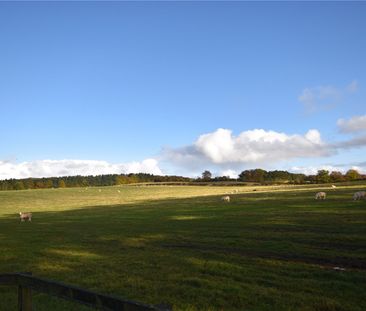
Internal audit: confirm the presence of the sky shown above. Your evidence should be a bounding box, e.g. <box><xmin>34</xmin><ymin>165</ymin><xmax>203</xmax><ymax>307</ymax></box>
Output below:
<box><xmin>1</xmin><ymin>1</ymin><xmax>366</xmax><ymax>179</ymax></box>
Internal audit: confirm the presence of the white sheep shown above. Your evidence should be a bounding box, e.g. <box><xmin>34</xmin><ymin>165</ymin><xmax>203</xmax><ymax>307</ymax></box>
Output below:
<box><xmin>19</xmin><ymin>212</ymin><xmax>32</xmax><ymax>222</ymax></box>
<box><xmin>353</xmin><ymin>191</ymin><xmax>365</xmax><ymax>201</ymax></box>
<box><xmin>315</xmin><ymin>192</ymin><xmax>326</xmax><ymax>200</ymax></box>
<box><xmin>221</xmin><ymin>195</ymin><xmax>230</xmax><ymax>202</ymax></box>
<box><xmin>331</xmin><ymin>185</ymin><xmax>336</xmax><ymax>189</ymax></box>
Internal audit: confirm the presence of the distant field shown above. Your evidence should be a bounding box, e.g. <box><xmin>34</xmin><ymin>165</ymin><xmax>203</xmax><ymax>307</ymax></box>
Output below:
<box><xmin>0</xmin><ymin>184</ymin><xmax>365</xmax><ymax>311</ymax></box>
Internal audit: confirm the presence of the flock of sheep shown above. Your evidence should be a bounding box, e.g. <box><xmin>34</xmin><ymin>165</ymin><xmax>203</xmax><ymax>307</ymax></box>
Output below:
<box><xmin>221</xmin><ymin>189</ymin><xmax>366</xmax><ymax>202</ymax></box>
<box><xmin>314</xmin><ymin>190</ymin><xmax>366</xmax><ymax>201</ymax></box>
<box><xmin>18</xmin><ymin>187</ymin><xmax>365</xmax><ymax>222</ymax></box>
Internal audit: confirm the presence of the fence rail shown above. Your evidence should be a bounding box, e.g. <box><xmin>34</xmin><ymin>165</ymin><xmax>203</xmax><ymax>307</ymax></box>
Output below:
<box><xmin>0</xmin><ymin>272</ymin><xmax>170</xmax><ymax>311</ymax></box>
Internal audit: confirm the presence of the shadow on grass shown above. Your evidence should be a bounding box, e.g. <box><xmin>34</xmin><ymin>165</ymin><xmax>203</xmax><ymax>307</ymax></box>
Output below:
<box><xmin>0</xmin><ymin>191</ymin><xmax>365</xmax><ymax>310</ymax></box>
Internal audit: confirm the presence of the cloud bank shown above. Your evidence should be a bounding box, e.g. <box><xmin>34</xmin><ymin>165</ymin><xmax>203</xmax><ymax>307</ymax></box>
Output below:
<box><xmin>3</xmin><ymin>117</ymin><xmax>366</xmax><ymax>180</ymax></box>
<box><xmin>0</xmin><ymin>159</ymin><xmax>162</xmax><ymax>180</ymax></box>
<box><xmin>164</xmin><ymin>128</ymin><xmax>332</xmax><ymax>169</ymax></box>
<box><xmin>163</xmin><ymin>122</ymin><xmax>366</xmax><ymax>176</ymax></box>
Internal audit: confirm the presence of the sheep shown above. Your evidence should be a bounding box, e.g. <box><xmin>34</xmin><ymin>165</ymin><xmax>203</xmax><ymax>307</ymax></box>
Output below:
<box><xmin>331</xmin><ymin>185</ymin><xmax>336</xmax><ymax>189</ymax></box>
<box><xmin>353</xmin><ymin>191</ymin><xmax>365</xmax><ymax>201</ymax></box>
<box><xmin>333</xmin><ymin>266</ymin><xmax>346</xmax><ymax>271</ymax></box>
<box><xmin>19</xmin><ymin>212</ymin><xmax>32</xmax><ymax>222</ymax></box>
<box><xmin>315</xmin><ymin>192</ymin><xmax>326</xmax><ymax>200</ymax></box>
<box><xmin>221</xmin><ymin>195</ymin><xmax>230</xmax><ymax>202</ymax></box>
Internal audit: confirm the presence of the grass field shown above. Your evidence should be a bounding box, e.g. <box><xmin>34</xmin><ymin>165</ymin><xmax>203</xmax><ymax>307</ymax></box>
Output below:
<box><xmin>0</xmin><ymin>184</ymin><xmax>365</xmax><ymax>311</ymax></box>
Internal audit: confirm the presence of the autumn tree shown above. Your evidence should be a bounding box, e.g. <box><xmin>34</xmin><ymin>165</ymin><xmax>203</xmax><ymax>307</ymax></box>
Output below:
<box><xmin>345</xmin><ymin>169</ymin><xmax>361</xmax><ymax>181</ymax></box>
<box><xmin>14</xmin><ymin>181</ymin><xmax>25</xmax><ymax>190</ymax></box>
<box><xmin>58</xmin><ymin>179</ymin><xmax>66</xmax><ymax>188</ymax></box>
<box><xmin>329</xmin><ymin>171</ymin><xmax>344</xmax><ymax>183</ymax></box>
<box><xmin>239</xmin><ymin>169</ymin><xmax>267</xmax><ymax>183</ymax></box>
<box><xmin>202</xmin><ymin>170</ymin><xmax>212</xmax><ymax>181</ymax></box>
<box><xmin>316</xmin><ymin>170</ymin><xmax>330</xmax><ymax>183</ymax></box>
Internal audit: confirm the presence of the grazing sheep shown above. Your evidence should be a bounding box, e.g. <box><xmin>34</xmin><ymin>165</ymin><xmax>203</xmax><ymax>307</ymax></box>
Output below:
<box><xmin>221</xmin><ymin>195</ymin><xmax>230</xmax><ymax>202</ymax></box>
<box><xmin>331</xmin><ymin>185</ymin><xmax>336</xmax><ymax>189</ymax></box>
<box><xmin>315</xmin><ymin>192</ymin><xmax>326</xmax><ymax>200</ymax></box>
<box><xmin>333</xmin><ymin>266</ymin><xmax>346</xmax><ymax>271</ymax></box>
<box><xmin>353</xmin><ymin>191</ymin><xmax>365</xmax><ymax>201</ymax></box>
<box><xmin>19</xmin><ymin>212</ymin><xmax>32</xmax><ymax>222</ymax></box>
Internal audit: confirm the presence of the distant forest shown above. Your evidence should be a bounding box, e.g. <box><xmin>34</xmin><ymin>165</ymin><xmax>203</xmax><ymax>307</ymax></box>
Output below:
<box><xmin>0</xmin><ymin>168</ymin><xmax>365</xmax><ymax>191</ymax></box>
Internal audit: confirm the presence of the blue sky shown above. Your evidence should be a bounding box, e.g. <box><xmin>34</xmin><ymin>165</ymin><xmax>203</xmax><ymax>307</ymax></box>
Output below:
<box><xmin>1</xmin><ymin>1</ymin><xmax>366</xmax><ymax>179</ymax></box>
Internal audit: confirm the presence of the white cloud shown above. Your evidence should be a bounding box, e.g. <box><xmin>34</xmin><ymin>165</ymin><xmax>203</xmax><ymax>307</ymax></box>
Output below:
<box><xmin>305</xmin><ymin>129</ymin><xmax>322</xmax><ymax>144</ymax></box>
<box><xmin>0</xmin><ymin>158</ymin><xmax>162</xmax><ymax>180</ymax></box>
<box><xmin>164</xmin><ymin>128</ymin><xmax>332</xmax><ymax>169</ymax></box>
<box><xmin>298</xmin><ymin>80</ymin><xmax>358</xmax><ymax>114</ymax></box>
<box><xmin>337</xmin><ymin>115</ymin><xmax>366</xmax><ymax>133</ymax></box>
<box><xmin>197</xmin><ymin>128</ymin><xmax>330</xmax><ymax>163</ymax></box>
<box><xmin>220</xmin><ymin>169</ymin><xmax>239</xmax><ymax>179</ymax></box>
<box><xmin>196</xmin><ymin>128</ymin><xmax>236</xmax><ymax>164</ymax></box>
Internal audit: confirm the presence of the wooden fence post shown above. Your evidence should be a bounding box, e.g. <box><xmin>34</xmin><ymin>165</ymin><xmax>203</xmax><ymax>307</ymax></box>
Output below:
<box><xmin>18</xmin><ymin>284</ymin><xmax>32</xmax><ymax>311</ymax></box>
<box><xmin>18</xmin><ymin>272</ymin><xmax>32</xmax><ymax>311</ymax></box>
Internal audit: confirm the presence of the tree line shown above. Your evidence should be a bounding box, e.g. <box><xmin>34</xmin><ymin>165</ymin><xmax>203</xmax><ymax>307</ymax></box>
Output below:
<box><xmin>0</xmin><ymin>169</ymin><xmax>364</xmax><ymax>191</ymax></box>
<box><xmin>0</xmin><ymin>173</ymin><xmax>191</xmax><ymax>191</ymax></box>
<box><xmin>199</xmin><ymin>168</ymin><xmax>365</xmax><ymax>184</ymax></box>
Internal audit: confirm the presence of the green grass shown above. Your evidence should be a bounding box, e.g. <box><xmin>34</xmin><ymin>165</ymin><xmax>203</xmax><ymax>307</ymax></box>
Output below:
<box><xmin>0</xmin><ymin>184</ymin><xmax>365</xmax><ymax>310</ymax></box>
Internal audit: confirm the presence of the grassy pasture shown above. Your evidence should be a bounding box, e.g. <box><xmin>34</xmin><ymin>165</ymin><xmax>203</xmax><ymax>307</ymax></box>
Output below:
<box><xmin>0</xmin><ymin>184</ymin><xmax>365</xmax><ymax>311</ymax></box>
